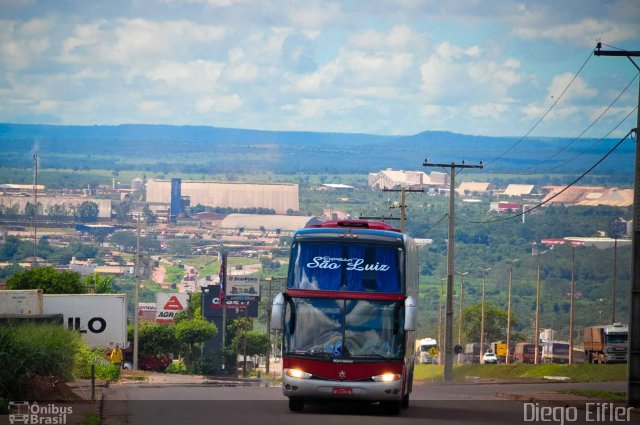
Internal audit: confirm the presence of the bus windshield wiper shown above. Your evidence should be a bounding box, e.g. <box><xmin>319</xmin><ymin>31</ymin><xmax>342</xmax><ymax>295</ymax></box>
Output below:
<box><xmin>351</xmin><ymin>353</ymin><xmax>393</xmax><ymax>362</ymax></box>
<box><xmin>303</xmin><ymin>350</ymin><xmax>333</xmax><ymax>359</ymax></box>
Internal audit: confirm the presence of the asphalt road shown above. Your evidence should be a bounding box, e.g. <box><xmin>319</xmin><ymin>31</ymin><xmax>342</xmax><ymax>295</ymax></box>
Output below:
<box><xmin>103</xmin><ymin>380</ymin><xmax>637</xmax><ymax>425</ymax></box>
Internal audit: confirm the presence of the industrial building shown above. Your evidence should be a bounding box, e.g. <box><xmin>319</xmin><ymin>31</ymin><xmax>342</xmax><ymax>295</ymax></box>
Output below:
<box><xmin>0</xmin><ymin>195</ymin><xmax>112</xmax><ymax>219</ymax></box>
<box><xmin>146</xmin><ymin>179</ymin><xmax>299</xmax><ymax>215</ymax></box>
<box><xmin>219</xmin><ymin>214</ymin><xmax>320</xmax><ymax>236</ymax></box>
<box><xmin>368</xmin><ymin>169</ymin><xmax>447</xmax><ymax>190</ymax></box>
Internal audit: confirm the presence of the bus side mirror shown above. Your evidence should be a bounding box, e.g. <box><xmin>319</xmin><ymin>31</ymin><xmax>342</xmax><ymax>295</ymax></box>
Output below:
<box><xmin>270</xmin><ymin>292</ymin><xmax>285</xmax><ymax>331</ymax></box>
<box><xmin>404</xmin><ymin>296</ymin><xmax>417</xmax><ymax>331</ymax></box>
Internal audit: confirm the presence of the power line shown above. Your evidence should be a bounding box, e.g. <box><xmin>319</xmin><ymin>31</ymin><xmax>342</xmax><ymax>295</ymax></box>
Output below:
<box><xmin>454</xmin><ymin>128</ymin><xmax>635</xmax><ymax>224</ymax></box>
<box><xmin>515</xmin><ymin>73</ymin><xmax>638</xmax><ymax>174</ymax></box>
<box><xmin>485</xmin><ymin>49</ymin><xmax>594</xmax><ymax>166</ymax></box>
<box><xmin>533</xmin><ymin>107</ymin><xmax>636</xmax><ymax>174</ymax></box>
<box><xmin>424</xmin><ymin>213</ymin><xmax>449</xmax><ymax>232</ymax></box>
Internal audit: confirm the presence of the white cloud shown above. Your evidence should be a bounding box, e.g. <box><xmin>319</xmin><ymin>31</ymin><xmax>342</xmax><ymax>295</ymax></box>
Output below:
<box><xmin>469</xmin><ymin>103</ymin><xmax>509</xmax><ymax>119</ymax></box>
<box><xmin>282</xmin><ymin>97</ymin><xmax>366</xmax><ymax>120</ymax></box>
<box><xmin>347</xmin><ymin>25</ymin><xmax>421</xmax><ymax>51</ymax></box>
<box><xmin>135</xmin><ymin>60</ymin><xmax>225</xmax><ymax>93</ymax></box>
<box><xmin>195</xmin><ymin>94</ymin><xmax>242</xmax><ymax>113</ymax></box>
<box><xmin>0</xmin><ymin>19</ymin><xmax>51</xmax><ymax>70</ymax></box>
<box><xmin>513</xmin><ymin>18</ymin><xmax>637</xmax><ymax>47</ymax></box>
<box><xmin>548</xmin><ymin>72</ymin><xmax>597</xmax><ymax>102</ymax></box>
<box><xmin>286</xmin><ymin>2</ymin><xmax>342</xmax><ymax>30</ymax></box>
<box><xmin>290</xmin><ymin>62</ymin><xmax>341</xmax><ymax>93</ymax></box>
<box><xmin>158</xmin><ymin>0</ymin><xmax>247</xmax><ymax>7</ymax></box>
<box><xmin>137</xmin><ymin>100</ymin><xmax>172</xmax><ymax>117</ymax></box>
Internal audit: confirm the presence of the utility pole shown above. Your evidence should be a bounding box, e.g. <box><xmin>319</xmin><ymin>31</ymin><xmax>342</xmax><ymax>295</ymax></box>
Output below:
<box><xmin>438</xmin><ymin>276</ymin><xmax>446</xmax><ymax>365</ymax></box>
<box><xmin>594</xmin><ymin>43</ymin><xmax>640</xmax><ymax>407</ymax></box>
<box><xmin>570</xmin><ymin>245</ymin><xmax>576</xmax><ymax>364</ymax></box>
<box><xmin>612</xmin><ymin>236</ymin><xmax>617</xmax><ymax>323</ymax></box>
<box><xmin>532</xmin><ymin>244</ymin><xmax>548</xmax><ymax>365</ymax></box>
<box><xmin>423</xmin><ymin>159</ymin><xmax>483</xmax><ymax>381</ymax></box>
<box><xmin>32</xmin><ymin>153</ymin><xmax>38</xmax><ymax>267</ymax></box>
<box><xmin>133</xmin><ymin>214</ymin><xmax>141</xmax><ymax>370</ymax></box>
<box><xmin>456</xmin><ymin>271</ymin><xmax>468</xmax><ymax>348</ymax></box>
<box><xmin>505</xmin><ymin>259</ymin><xmax>519</xmax><ymax>364</ymax></box>
<box><xmin>384</xmin><ymin>187</ymin><xmax>424</xmax><ymax>233</ymax></box>
<box><xmin>478</xmin><ymin>267</ymin><xmax>491</xmax><ymax>362</ymax></box>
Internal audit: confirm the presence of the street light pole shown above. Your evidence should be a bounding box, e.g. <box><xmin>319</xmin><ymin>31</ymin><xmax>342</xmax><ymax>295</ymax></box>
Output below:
<box><xmin>569</xmin><ymin>245</ymin><xmax>576</xmax><ymax>364</ymax></box>
<box><xmin>438</xmin><ymin>276</ymin><xmax>446</xmax><ymax>365</ymax></box>
<box><xmin>505</xmin><ymin>258</ymin><xmax>519</xmax><ymax>364</ymax></box>
<box><xmin>478</xmin><ymin>267</ymin><xmax>491</xmax><ymax>362</ymax></box>
<box><xmin>533</xmin><ymin>244</ymin><xmax>548</xmax><ymax>365</ymax></box>
<box><xmin>456</xmin><ymin>270</ymin><xmax>468</xmax><ymax>364</ymax></box>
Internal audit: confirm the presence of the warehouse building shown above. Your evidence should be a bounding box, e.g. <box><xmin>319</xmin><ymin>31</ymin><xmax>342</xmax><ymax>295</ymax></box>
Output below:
<box><xmin>219</xmin><ymin>214</ymin><xmax>320</xmax><ymax>236</ymax></box>
<box><xmin>0</xmin><ymin>195</ymin><xmax>112</xmax><ymax>219</ymax></box>
<box><xmin>146</xmin><ymin>179</ymin><xmax>299</xmax><ymax>215</ymax></box>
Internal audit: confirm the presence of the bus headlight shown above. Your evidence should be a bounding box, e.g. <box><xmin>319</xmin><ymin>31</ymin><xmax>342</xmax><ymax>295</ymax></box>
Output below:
<box><xmin>284</xmin><ymin>368</ymin><xmax>312</xmax><ymax>379</ymax></box>
<box><xmin>372</xmin><ymin>373</ymin><xmax>401</xmax><ymax>382</ymax></box>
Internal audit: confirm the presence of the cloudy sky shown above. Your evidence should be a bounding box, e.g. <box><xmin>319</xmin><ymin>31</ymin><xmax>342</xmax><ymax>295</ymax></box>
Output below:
<box><xmin>1</xmin><ymin>0</ymin><xmax>639</xmax><ymax>137</ymax></box>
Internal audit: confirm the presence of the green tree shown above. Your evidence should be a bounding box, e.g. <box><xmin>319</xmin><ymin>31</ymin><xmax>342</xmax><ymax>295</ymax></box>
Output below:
<box><xmin>85</xmin><ymin>272</ymin><xmax>115</xmax><ymax>293</ymax></box>
<box><xmin>137</xmin><ymin>323</ymin><xmax>177</xmax><ymax>357</ymax></box>
<box><xmin>46</xmin><ymin>204</ymin><xmax>68</xmax><ymax>217</ymax></box>
<box><xmin>232</xmin><ymin>329</ymin><xmax>270</xmax><ymax>376</ymax></box>
<box><xmin>24</xmin><ymin>202</ymin><xmax>40</xmax><ymax>219</ymax></box>
<box><xmin>167</xmin><ymin>239</ymin><xmax>193</xmax><ymax>257</ymax></box>
<box><xmin>6</xmin><ymin>267</ymin><xmax>87</xmax><ymax>294</ymax></box>
<box><xmin>110</xmin><ymin>231</ymin><xmax>137</xmax><ymax>252</ymax></box>
<box><xmin>77</xmin><ymin>201</ymin><xmax>99</xmax><ymax>222</ymax></box>
<box><xmin>462</xmin><ymin>304</ymin><xmax>510</xmax><ymax>343</ymax></box>
<box><xmin>175</xmin><ymin>318</ymin><xmax>217</xmax><ymax>372</ymax></box>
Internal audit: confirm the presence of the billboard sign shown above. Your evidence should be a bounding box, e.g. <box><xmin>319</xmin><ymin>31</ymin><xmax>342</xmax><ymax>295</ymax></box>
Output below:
<box><xmin>138</xmin><ymin>302</ymin><xmax>157</xmax><ymax>323</ymax></box>
<box><xmin>226</xmin><ymin>275</ymin><xmax>261</xmax><ymax>300</ymax></box>
<box><xmin>201</xmin><ymin>285</ymin><xmax>259</xmax><ymax>318</ymax></box>
<box><xmin>156</xmin><ymin>293</ymin><xmax>188</xmax><ymax>323</ymax></box>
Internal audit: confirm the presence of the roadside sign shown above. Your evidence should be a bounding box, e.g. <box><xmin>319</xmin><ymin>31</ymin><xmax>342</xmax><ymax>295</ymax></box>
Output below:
<box><xmin>226</xmin><ymin>275</ymin><xmax>261</xmax><ymax>300</ymax></box>
<box><xmin>156</xmin><ymin>293</ymin><xmax>188</xmax><ymax>323</ymax></box>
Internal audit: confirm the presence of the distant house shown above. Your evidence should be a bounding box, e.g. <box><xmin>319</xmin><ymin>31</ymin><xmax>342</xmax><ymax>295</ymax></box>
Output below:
<box><xmin>489</xmin><ymin>201</ymin><xmax>523</xmax><ymax>213</ymax></box>
<box><xmin>542</xmin><ymin>186</ymin><xmax>633</xmax><ymax>207</ymax></box>
<box><xmin>456</xmin><ymin>182</ymin><xmax>490</xmax><ymax>196</ymax></box>
<box><xmin>503</xmin><ymin>184</ymin><xmax>536</xmax><ymax>197</ymax></box>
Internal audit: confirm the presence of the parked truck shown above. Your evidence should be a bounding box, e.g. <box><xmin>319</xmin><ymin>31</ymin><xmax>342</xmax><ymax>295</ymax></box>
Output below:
<box><xmin>584</xmin><ymin>323</ymin><xmax>628</xmax><ymax>364</ymax></box>
<box><xmin>415</xmin><ymin>337</ymin><xmax>438</xmax><ymax>364</ymax></box>
<box><xmin>490</xmin><ymin>341</ymin><xmax>509</xmax><ymax>363</ymax></box>
<box><xmin>463</xmin><ymin>342</ymin><xmax>489</xmax><ymax>364</ymax></box>
<box><xmin>0</xmin><ymin>289</ymin><xmax>43</xmax><ymax>315</ymax></box>
<box><xmin>43</xmin><ymin>294</ymin><xmax>128</xmax><ymax>349</ymax></box>
<box><xmin>514</xmin><ymin>342</ymin><xmax>541</xmax><ymax>364</ymax></box>
<box><xmin>541</xmin><ymin>341</ymin><xmax>570</xmax><ymax>364</ymax></box>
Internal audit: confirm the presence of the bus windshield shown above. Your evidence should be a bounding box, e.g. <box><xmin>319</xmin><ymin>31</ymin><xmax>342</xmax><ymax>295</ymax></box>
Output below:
<box><xmin>288</xmin><ymin>242</ymin><xmax>402</xmax><ymax>293</ymax></box>
<box><xmin>284</xmin><ymin>297</ymin><xmax>404</xmax><ymax>359</ymax></box>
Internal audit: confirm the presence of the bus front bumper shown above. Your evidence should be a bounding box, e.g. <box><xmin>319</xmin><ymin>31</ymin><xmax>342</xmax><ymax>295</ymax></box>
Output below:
<box><xmin>282</xmin><ymin>376</ymin><xmax>403</xmax><ymax>401</ymax></box>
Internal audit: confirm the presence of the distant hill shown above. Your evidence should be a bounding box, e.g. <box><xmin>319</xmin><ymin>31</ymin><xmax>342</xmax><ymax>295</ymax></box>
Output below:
<box><xmin>0</xmin><ymin>123</ymin><xmax>634</xmax><ymax>177</ymax></box>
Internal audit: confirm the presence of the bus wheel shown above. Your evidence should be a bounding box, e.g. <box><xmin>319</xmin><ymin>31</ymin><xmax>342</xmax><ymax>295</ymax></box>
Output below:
<box><xmin>289</xmin><ymin>397</ymin><xmax>304</xmax><ymax>412</ymax></box>
<box><xmin>401</xmin><ymin>394</ymin><xmax>410</xmax><ymax>409</ymax></box>
<box><xmin>381</xmin><ymin>401</ymin><xmax>401</xmax><ymax>415</ymax></box>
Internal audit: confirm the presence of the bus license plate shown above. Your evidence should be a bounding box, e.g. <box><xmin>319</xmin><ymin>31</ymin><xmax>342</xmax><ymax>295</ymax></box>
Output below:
<box><xmin>333</xmin><ymin>387</ymin><xmax>352</xmax><ymax>395</ymax></box>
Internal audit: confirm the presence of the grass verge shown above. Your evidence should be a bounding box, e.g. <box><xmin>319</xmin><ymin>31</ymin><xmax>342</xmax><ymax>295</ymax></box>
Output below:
<box><xmin>414</xmin><ymin>363</ymin><xmax>627</xmax><ymax>383</ymax></box>
<box><xmin>559</xmin><ymin>390</ymin><xmax>627</xmax><ymax>402</ymax></box>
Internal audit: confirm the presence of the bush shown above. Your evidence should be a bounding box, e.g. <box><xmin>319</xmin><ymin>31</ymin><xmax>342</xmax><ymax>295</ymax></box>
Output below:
<box><xmin>0</xmin><ymin>324</ymin><xmax>84</xmax><ymax>400</ymax></box>
<box><xmin>165</xmin><ymin>359</ymin><xmax>187</xmax><ymax>374</ymax></box>
<box><xmin>74</xmin><ymin>346</ymin><xmax>121</xmax><ymax>382</ymax></box>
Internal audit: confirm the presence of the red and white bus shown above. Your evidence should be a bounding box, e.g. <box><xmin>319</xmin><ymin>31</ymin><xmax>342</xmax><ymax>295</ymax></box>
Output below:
<box><xmin>270</xmin><ymin>220</ymin><xmax>419</xmax><ymax>414</ymax></box>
